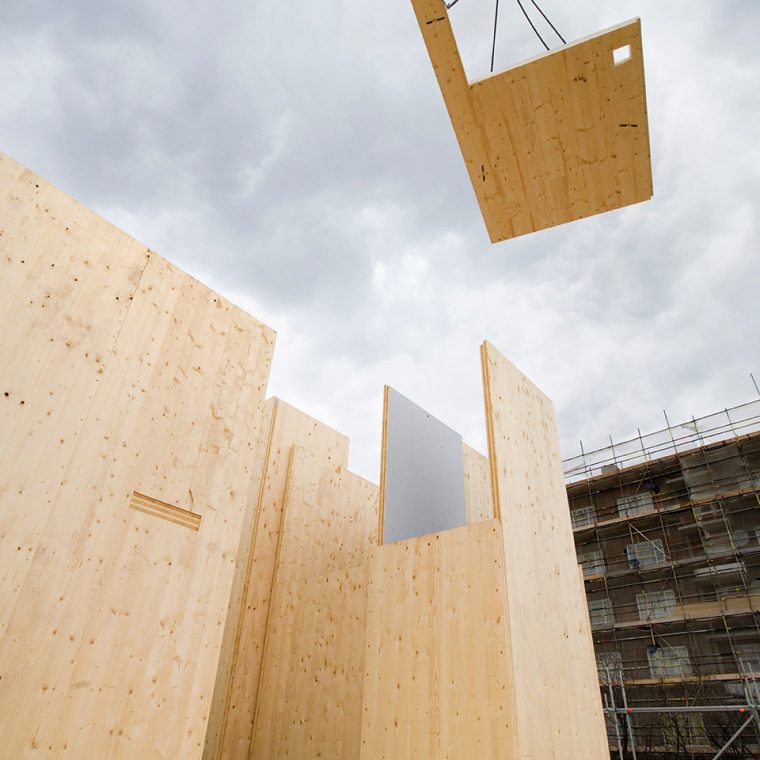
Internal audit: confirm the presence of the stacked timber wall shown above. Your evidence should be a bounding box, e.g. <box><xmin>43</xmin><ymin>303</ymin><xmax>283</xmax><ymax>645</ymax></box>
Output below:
<box><xmin>0</xmin><ymin>153</ymin><xmax>608</xmax><ymax>759</ymax></box>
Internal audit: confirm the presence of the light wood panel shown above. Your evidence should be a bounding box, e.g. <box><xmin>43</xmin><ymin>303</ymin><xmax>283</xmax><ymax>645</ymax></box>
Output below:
<box><xmin>463</xmin><ymin>443</ymin><xmax>492</xmax><ymax>523</ymax></box>
<box><xmin>208</xmin><ymin>401</ymin><xmax>349</xmax><ymax>760</ymax></box>
<box><xmin>409</xmin><ymin>3</ymin><xmax>652</xmax><ymax>242</ymax></box>
<box><xmin>480</xmin><ymin>341</ymin><xmax>609</xmax><ymax>758</ymax></box>
<box><xmin>360</xmin><ymin>520</ymin><xmax>515</xmax><ymax>759</ymax></box>
<box><xmin>0</xmin><ymin>154</ymin><xmax>149</xmax><ymax>641</ymax></box>
<box><xmin>0</xmin><ymin>152</ymin><xmax>276</xmax><ymax>759</ymax></box>
<box><xmin>251</xmin><ymin>447</ymin><xmax>379</xmax><ymax>759</ymax></box>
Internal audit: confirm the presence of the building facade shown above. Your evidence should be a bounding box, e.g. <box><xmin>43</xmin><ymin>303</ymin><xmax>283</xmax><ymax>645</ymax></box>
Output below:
<box><xmin>565</xmin><ymin>402</ymin><xmax>760</xmax><ymax>758</ymax></box>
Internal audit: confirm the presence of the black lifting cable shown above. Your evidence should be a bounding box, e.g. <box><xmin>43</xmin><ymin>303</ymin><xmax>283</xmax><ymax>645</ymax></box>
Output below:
<box><xmin>528</xmin><ymin>0</ymin><xmax>566</xmax><ymax>45</ymax></box>
<box><xmin>446</xmin><ymin>0</ymin><xmax>565</xmax><ymax>73</ymax></box>
<box><xmin>515</xmin><ymin>0</ymin><xmax>549</xmax><ymax>51</ymax></box>
<box><xmin>490</xmin><ymin>0</ymin><xmax>500</xmax><ymax>72</ymax></box>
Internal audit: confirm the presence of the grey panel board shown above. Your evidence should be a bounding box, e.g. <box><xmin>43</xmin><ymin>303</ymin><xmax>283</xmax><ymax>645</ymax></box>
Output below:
<box><xmin>382</xmin><ymin>387</ymin><xmax>466</xmax><ymax>544</ymax></box>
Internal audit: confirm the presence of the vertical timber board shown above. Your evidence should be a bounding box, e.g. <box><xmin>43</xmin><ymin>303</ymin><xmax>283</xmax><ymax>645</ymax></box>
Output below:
<box><xmin>360</xmin><ymin>520</ymin><xmax>516</xmax><ymax>759</ymax></box>
<box><xmin>462</xmin><ymin>443</ymin><xmax>492</xmax><ymax>523</ymax></box>
<box><xmin>0</xmin><ymin>153</ymin><xmax>150</xmax><ymax>640</ymax></box>
<box><xmin>0</xmin><ymin>154</ymin><xmax>276</xmax><ymax>759</ymax></box>
<box><xmin>204</xmin><ymin>400</ymin><xmax>275</xmax><ymax>759</ymax></box>
<box><xmin>480</xmin><ymin>341</ymin><xmax>608</xmax><ymax>759</ymax></box>
<box><xmin>251</xmin><ymin>447</ymin><xmax>379</xmax><ymax>759</ymax></box>
<box><xmin>211</xmin><ymin>402</ymin><xmax>349</xmax><ymax>760</ymax></box>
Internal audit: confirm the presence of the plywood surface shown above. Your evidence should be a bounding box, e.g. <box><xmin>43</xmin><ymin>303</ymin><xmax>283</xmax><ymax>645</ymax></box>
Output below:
<box><xmin>0</xmin><ymin>151</ymin><xmax>276</xmax><ymax>759</ymax></box>
<box><xmin>251</xmin><ymin>447</ymin><xmax>379</xmax><ymax>759</ymax></box>
<box><xmin>463</xmin><ymin>443</ymin><xmax>492</xmax><ymax>523</ymax></box>
<box><xmin>360</xmin><ymin>520</ymin><xmax>515</xmax><ymax>759</ymax></box>
<box><xmin>208</xmin><ymin>401</ymin><xmax>349</xmax><ymax>760</ymax></box>
<box><xmin>410</xmin><ymin>3</ymin><xmax>652</xmax><ymax>242</ymax></box>
<box><xmin>480</xmin><ymin>341</ymin><xmax>608</xmax><ymax>759</ymax></box>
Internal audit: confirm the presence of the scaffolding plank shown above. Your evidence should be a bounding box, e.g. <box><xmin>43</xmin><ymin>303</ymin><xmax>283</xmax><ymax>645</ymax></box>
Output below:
<box><xmin>410</xmin><ymin>2</ymin><xmax>653</xmax><ymax>242</ymax></box>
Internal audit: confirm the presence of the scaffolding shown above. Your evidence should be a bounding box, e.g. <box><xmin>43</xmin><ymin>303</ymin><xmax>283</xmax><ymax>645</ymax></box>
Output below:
<box><xmin>564</xmin><ymin>400</ymin><xmax>760</xmax><ymax>758</ymax></box>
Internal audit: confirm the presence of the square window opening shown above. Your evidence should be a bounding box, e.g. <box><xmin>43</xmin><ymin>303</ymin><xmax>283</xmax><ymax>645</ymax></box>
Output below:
<box><xmin>613</xmin><ymin>44</ymin><xmax>632</xmax><ymax>66</ymax></box>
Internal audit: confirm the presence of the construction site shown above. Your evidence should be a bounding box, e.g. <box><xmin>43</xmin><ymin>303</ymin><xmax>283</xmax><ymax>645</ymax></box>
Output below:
<box><xmin>565</xmin><ymin>402</ymin><xmax>760</xmax><ymax>757</ymax></box>
<box><xmin>1</xmin><ymin>1</ymin><xmax>758</xmax><ymax>759</ymax></box>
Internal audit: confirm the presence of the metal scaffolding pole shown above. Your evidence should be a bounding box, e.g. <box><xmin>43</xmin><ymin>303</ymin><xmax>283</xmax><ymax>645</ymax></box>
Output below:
<box><xmin>710</xmin><ymin>713</ymin><xmax>755</xmax><ymax>759</ymax></box>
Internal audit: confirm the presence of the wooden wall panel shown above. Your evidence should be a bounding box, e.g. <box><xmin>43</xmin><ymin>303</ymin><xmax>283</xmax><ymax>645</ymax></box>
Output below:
<box><xmin>251</xmin><ymin>447</ymin><xmax>379</xmax><ymax>759</ymax></box>
<box><xmin>0</xmin><ymin>154</ymin><xmax>150</xmax><ymax>641</ymax></box>
<box><xmin>360</xmin><ymin>520</ymin><xmax>515</xmax><ymax>759</ymax></box>
<box><xmin>209</xmin><ymin>402</ymin><xmax>349</xmax><ymax>760</ymax></box>
<box><xmin>480</xmin><ymin>341</ymin><xmax>608</xmax><ymax>759</ymax></box>
<box><xmin>409</xmin><ymin>3</ymin><xmax>652</xmax><ymax>242</ymax></box>
<box><xmin>0</xmin><ymin>154</ymin><xmax>276</xmax><ymax>759</ymax></box>
<box><xmin>462</xmin><ymin>443</ymin><xmax>492</xmax><ymax>523</ymax></box>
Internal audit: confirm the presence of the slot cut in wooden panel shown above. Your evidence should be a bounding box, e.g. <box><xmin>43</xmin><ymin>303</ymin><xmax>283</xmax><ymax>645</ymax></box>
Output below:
<box><xmin>410</xmin><ymin>2</ymin><xmax>653</xmax><ymax>242</ymax></box>
<box><xmin>129</xmin><ymin>491</ymin><xmax>201</xmax><ymax>531</ymax></box>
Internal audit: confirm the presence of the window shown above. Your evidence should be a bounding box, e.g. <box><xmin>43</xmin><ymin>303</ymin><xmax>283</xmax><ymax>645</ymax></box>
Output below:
<box><xmin>596</xmin><ymin>651</ymin><xmax>623</xmax><ymax>683</ymax></box>
<box><xmin>703</xmin><ymin>528</ymin><xmax>749</xmax><ymax>558</ymax></box>
<box><xmin>626</xmin><ymin>538</ymin><xmax>666</xmax><ymax>568</ymax></box>
<box><xmin>693</xmin><ymin>502</ymin><xmax>724</xmax><ymax>524</ymax></box>
<box><xmin>647</xmin><ymin>645</ymin><xmax>692</xmax><ymax>678</ymax></box>
<box><xmin>588</xmin><ymin>598</ymin><xmax>615</xmax><ymax>628</ymax></box>
<box><xmin>663</xmin><ymin>713</ymin><xmax>704</xmax><ymax>749</ymax></box>
<box><xmin>636</xmin><ymin>589</ymin><xmax>677</xmax><ymax>621</ymax></box>
<box><xmin>736</xmin><ymin>644</ymin><xmax>760</xmax><ymax>674</ymax></box>
<box><xmin>578</xmin><ymin>549</ymin><xmax>605</xmax><ymax>577</ymax></box>
<box><xmin>571</xmin><ymin>504</ymin><xmax>595</xmax><ymax>529</ymax></box>
<box><xmin>617</xmin><ymin>491</ymin><xmax>653</xmax><ymax>518</ymax></box>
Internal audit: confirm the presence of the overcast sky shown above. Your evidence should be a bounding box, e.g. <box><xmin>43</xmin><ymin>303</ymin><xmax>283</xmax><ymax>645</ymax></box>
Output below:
<box><xmin>1</xmin><ymin>0</ymin><xmax>758</xmax><ymax>482</ymax></box>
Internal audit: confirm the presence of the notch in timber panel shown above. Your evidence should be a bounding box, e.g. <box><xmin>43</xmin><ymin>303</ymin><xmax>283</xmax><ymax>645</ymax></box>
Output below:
<box><xmin>410</xmin><ymin>1</ymin><xmax>653</xmax><ymax>243</ymax></box>
<box><xmin>129</xmin><ymin>491</ymin><xmax>202</xmax><ymax>531</ymax></box>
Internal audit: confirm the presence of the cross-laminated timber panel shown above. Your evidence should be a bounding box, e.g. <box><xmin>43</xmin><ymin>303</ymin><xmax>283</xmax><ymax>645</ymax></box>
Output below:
<box><xmin>251</xmin><ymin>446</ymin><xmax>379</xmax><ymax>759</ymax></box>
<box><xmin>360</xmin><ymin>520</ymin><xmax>514</xmax><ymax>758</ymax></box>
<box><xmin>481</xmin><ymin>340</ymin><xmax>608</xmax><ymax>758</ymax></box>
<box><xmin>207</xmin><ymin>400</ymin><xmax>349</xmax><ymax>760</ymax></box>
<box><xmin>0</xmin><ymin>152</ymin><xmax>275</xmax><ymax>759</ymax></box>
<box><xmin>410</xmin><ymin>0</ymin><xmax>652</xmax><ymax>242</ymax></box>
<box><xmin>463</xmin><ymin>443</ymin><xmax>492</xmax><ymax>523</ymax></box>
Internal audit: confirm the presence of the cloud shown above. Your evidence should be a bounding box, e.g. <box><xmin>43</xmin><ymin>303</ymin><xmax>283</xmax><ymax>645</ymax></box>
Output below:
<box><xmin>1</xmin><ymin>0</ymin><xmax>758</xmax><ymax>481</ymax></box>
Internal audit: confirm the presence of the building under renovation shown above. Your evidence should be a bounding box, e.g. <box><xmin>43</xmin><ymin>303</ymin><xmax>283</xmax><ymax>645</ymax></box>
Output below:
<box><xmin>565</xmin><ymin>402</ymin><xmax>760</xmax><ymax>758</ymax></box>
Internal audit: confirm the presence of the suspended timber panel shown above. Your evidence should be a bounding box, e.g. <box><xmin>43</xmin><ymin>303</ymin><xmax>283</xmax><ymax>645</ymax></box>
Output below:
<box><xmin>251</xmin><ymin>447</ymin><xmax>379</xmax><ymax>759</ymax></box>
<box><xmin>481</xmin><ymin>341</ymin><xmax>609</xmax><ymax>758</ymax></box>
<box><xmin>0</xmin><ymin>151</ymin><xmax>276</xmax><ymax>759</ymax></box>
<box><xmin>410</xmin><ymin>2</ymin><xmax>652</xmax><ymax>242</ymax></box>
<box><xmin>360</xmin><ymin>519</ymin><xmax>515</xmax><ymax>759</ymax></box>
<box><xmin>208</xmin><ymin>401</ymin><xmax>349</xmax><ymax>760</ymax></box>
